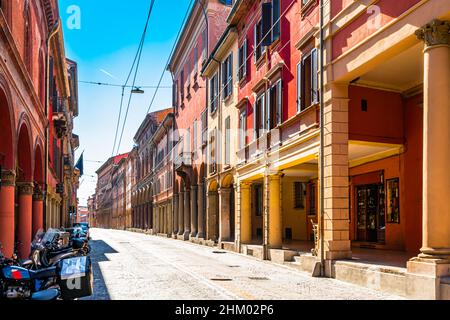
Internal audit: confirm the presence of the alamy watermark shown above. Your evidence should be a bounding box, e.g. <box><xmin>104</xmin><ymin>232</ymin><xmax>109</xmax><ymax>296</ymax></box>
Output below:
<box><xmin>66</xmin><ymin>5</ymin><xmax>81</xmax><ymax>30</ymax></box>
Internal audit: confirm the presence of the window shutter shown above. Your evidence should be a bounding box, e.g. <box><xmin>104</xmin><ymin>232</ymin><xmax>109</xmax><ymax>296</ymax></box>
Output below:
<box><xmin>254</xmin><ymin>24</ymin><xmax>257</xmax><ymax>64</ymax></box>
<box><xmin>229</xmin><ymin>53</ymin><xmax>233</xmax><ymax>96</ymax></box>
<box><xmin>261</xmin><ymin>2</ymin><xmax>272</xmax><ymax>47</ymax></box>
<box><xmin>272</xmin><ymin>0</ymin><xmax>280</xmax><ymax>41</ymax></box>
<box><xmin>266</xmin><ymin>89</ymin><xmax>271</xmax><ymax>131</ymax></box>
<box><xmin>297</xmin><ymin>62</ymin><xmax>302</xmax><ymax>113</ymax></box>
<box><xmin>253</xmin><ymin>101</ymin><xmax>257</xmax><ymax>141</ymax></box>
<box><xmin>277</xmin><ymin>80</ymin><xmax>282</xmax><ymax>125</ymax></box>
<box><xmin>243</xmin><ymin>39</ymin><xmax>247</xmax><ymax>77</ymax></box>
<box><xmin>311</xmin><ymin>48</ymin><xmax>318</xmax><ymax>104</ymax></box>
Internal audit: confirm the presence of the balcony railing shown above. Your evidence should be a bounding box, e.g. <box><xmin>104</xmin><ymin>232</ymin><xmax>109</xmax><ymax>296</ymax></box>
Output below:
<box><xmin>174</xmin><ymin>152</ymin><xmax>192</xmax><ymax>170</ymax></box>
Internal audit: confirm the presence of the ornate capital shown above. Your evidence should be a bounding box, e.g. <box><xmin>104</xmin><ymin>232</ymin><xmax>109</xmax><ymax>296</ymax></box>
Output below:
<box><xmin>33</xmin><ymin>185</ymin><xmax>45</xmax><ymax>201</ymax></box>
<box><xmin>17</xmin><ymin>182</ymin><xmax>34</xmax><ymax>196</ymax></box>
<box><xmin>416</xmin><ymin>19</ymin><xmax>450</xmax><ymax>48</ymax></box>
<box><xmin>1</xmin><ymin>170</ymin><xmax>16</xmax><ymax>187</ymax></box>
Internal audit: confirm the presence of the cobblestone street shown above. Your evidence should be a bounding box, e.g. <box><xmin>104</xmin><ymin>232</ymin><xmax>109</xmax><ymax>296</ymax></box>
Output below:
<box><xmin>84</xmin><ymin>228</ymin><xmax>404</xmax><ymax>300</ymax></box>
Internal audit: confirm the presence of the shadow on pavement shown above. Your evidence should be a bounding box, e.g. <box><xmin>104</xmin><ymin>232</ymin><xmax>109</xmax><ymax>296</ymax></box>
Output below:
<box><xmin>82</xmin><ymin>240</ymin><xmax>118</xmax><ymax>300</ymax></box>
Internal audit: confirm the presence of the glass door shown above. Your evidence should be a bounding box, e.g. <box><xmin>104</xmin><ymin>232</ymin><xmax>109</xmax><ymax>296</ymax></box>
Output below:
<box><xmin>356</xmin><ymin>184</ymin><xmax>386</xmax><ymax>243</ymax></box>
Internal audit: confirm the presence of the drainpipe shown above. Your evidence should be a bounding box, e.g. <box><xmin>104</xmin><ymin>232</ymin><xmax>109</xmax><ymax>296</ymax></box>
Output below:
<box><xmin>319</xmin><ymin>0</ymin><xmax>326</xmax><ymax>276</ymax></box>
<box><xmin>44</xmin><ymin>20</ymin><xmax>61</xmax><ymax>230</ymax></box>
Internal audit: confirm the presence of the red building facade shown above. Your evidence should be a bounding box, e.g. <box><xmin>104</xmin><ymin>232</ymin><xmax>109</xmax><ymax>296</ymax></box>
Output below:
<box><xmin>168</xmin><ymin>0</ymin><xmax>232</xmax><ymax>242</ymax></box>
<box><xmin>0</xmin><ymin>0</ymin><xmax>79</xmax><ymax>259</ymax></box>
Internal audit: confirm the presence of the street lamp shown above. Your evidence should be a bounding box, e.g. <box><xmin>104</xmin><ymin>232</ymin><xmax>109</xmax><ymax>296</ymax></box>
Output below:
<box><xmin>131</xmin><ymin>87</ymin><xmax>145</xmax><ymax>94</ymax></box>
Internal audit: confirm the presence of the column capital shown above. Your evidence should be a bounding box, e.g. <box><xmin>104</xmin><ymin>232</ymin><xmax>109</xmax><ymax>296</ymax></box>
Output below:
<box><xmin>1</xmin><ymin>170</ymin><xmax>16</xmax><ymax>187</ymax></box>
<box><xmin>416</xmin><ymin>19</ymin><xmax>450</xmax><ymax>48</ymax></box>
<box><xmin>33</xmin><ymin>185</ymin><xmax>45</xmax><ymax>201</ymax></box>
<box><xmin>17</xmin><ymin>182</ymin><xmax>34</xmax><ymax>196</ymax></box>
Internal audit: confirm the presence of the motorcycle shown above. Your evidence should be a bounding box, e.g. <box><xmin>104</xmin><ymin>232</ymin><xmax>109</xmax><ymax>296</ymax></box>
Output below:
<box><xmin>1</xmin><ymin>243</ymin><xmax>94</xmax><ymax>300</ymax></box>
<box><xmin>29</xmin><ymin>229</ymin><xmax>88</xmax><ymax>270</ymax></box>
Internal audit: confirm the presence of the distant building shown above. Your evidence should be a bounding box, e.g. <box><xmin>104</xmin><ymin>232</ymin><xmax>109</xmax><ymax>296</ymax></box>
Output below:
<box><xmin>77</xmin><ymin>206</ymin><xmax>89</xmax><ymax>224</ymax></box>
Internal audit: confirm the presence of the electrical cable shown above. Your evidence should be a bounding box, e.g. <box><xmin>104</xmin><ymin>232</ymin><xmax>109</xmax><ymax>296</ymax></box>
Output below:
<box><xmin>115</xmin><ymin>0</ymin><xmax>156</xmax><ymax>156</ymax></box>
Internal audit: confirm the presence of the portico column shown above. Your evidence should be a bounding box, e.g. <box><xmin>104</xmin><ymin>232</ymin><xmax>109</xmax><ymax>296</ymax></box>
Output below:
<box><xmin>197</xmin><ymin>183</ymin><xmax>205</xmax><ymax>239</ymax></box>
<box><xmin>416</xmin><ymin>19</ymin><xmax>450</xmax><ymax>259</ymax></box>
<box><xmin>173</xmin><ymin>194</ymin><xmax>179</xmax><ymax>235</ymax></box>
<box><xmin>17</xmin><ymin>182</ymin><xmax>34</xmax><ymax>259</ymax></box>
<box><xmin>239</xmin><ymin>182</ymin><xmax>252</xmax><ymax>244</ymax></box>
<box><xmin>407</xmin><ymin>20</ymin><xmax>450</xmax><ymax>300</ymax></box>
<box><xmin>32</xmin><ymin>185</ymin><xmax>45</xmax><ymax>236</ymax></box>
<box><xmin>178</xmin><ymin>192</ymin><xmax>184</xmax><ymax>235</ymax></box>
<box><xmin>322</xmin><ymin>83</ymin><xmax>352</xmax><ymax>265</ymax></box>
<box><xmin>219</xmin><ymin>188</ymin><xmax>232</xmax><ymax>242</ymax></box>
<box><xmin>183</xmin><ymin>189</ymin><xmax>191</xmax><ymax>239</ymax></box>
<box><xmin>0</xmin><ymin>170</ymin><xmax>16</xmax><ymax>258</ymax></box>
<box><xmin>190</xmin><ymin>185</ymin><xmax>198</xmax><ymax>237</ymax></box>
<box><xmin>267</xmin><ymin>174</ymin><xmax>282</xmax><ymax>249</ymax></box>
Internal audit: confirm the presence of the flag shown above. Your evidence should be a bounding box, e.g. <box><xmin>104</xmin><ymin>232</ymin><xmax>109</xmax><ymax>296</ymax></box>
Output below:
<box><xmin>75</xmin><ymin>152</ymin><xmax>84</xmax><ymax>177</ymax></box>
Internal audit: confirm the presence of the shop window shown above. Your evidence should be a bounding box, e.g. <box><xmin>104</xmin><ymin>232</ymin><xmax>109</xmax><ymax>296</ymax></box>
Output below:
<box><xmin>285</xmin><ymin>228</ymin><xmax>293</xmax><ymax>241</ymax></box>
<box><xmin>294</xmin><ymin>182</ymin><xmax>306</xmax><ymax>209</ymax></box>
<box><xmin>256</xmin><ymin>228</ymin><xmax>263</xmax><ymax>240</ymax></box>
<box><xmin>387</xmin><ymin>178</ymin><xmax>400</xmax><ymax>223</ymax></box>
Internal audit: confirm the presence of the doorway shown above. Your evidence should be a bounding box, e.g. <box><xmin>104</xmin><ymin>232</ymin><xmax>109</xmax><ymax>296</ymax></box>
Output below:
<box><xmin>356</xmin><ymin>184</ymin><xmax>386</xmax><ymax>243</ymax></box>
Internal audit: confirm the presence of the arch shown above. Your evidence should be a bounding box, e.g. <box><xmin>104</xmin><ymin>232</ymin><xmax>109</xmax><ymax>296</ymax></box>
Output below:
<box><xmin>16</xmin><ymin>116</ymin><xmax>33</xmax><ymax>182</ymax></box>
<box><xmin>0</xmin><ymin>80</ymin><xmax>15</xmax><ymax>170</ymax></box>
<box><xmin>33</xmin><ymin>138</ymin><xmax>44</xmax><ymax>185</ymax></box>
<box><xmin>208</xmin><ymin>180</ymin><xmax>219</xmax><ymax>192</ymax></box>
<box><xmin>221</xmin><ymin>174</ymin><xmax>234</xmax><ymax>189</ymax></box>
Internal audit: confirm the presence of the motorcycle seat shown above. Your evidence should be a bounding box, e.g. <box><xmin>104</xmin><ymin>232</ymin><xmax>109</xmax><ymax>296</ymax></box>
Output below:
<box><xmin>31</xmin><ymin>288</ymin><xmax>60</xmax><ymax>301</ymax></box>
<box><xmin>29</xmin><ymin>266</ymin><xmax>58</xmax><ymax>280</ymax></box>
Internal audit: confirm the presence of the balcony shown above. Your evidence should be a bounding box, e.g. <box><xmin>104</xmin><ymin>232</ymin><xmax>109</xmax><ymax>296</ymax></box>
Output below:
<box><xmin>174</xmin><ymin>152</ymin><xmax>192</xmax><ymax>171</ymax></box>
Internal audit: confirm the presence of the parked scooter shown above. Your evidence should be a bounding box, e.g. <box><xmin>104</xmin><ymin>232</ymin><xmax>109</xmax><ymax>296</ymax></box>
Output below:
<box><xmin>0</xmin><ymin>242</ymin><xmax>93</xmax><ymax>300</ymax></box>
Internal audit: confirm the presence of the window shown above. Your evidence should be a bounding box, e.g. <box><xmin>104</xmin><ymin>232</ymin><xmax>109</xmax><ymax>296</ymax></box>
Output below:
<box><xmin>239</xmin><ymin>110</ymin><xmax>247</xmax><ymax>149</ymax></box>
<box><xmin>254</xmin><ymin>93</ymin><xmax>265</xmax><ymax>140</ymax></box>
<box><xmin>297</xmin><ymin>48</ymin><xmax>319</xmax><ymax>112</ymax></box>
<box><xmin>193</xmin><ymin>119</ymin><xmax>198</xmax><ymax>157</ymax></box>
<box><xmin>267</xmin><ymin>79</ymin><xmax>282</xmax><ymax>128</ymax></box>
<box><xmin>194</xmin><ymin>46</ymin><xmax>199</xmax><ymax>75</ymax></box>
<box><xmin>180</xmin><ymin>70</ymin><xmax>185</xmax><ymax>101</ymax></box>
<box><xmin>210</xmin><ymin>73</ymin><xmax>219</xmax><ymax>113</ymax></box>
<box><xmin>209</xmin><ymin>128</ymin><xmax>217</xmax><ymax>174</ymax></box>
<box><xmin>222</xmin><ymin>53</ymin><xmax>233</xmax><ymax>98</ymax></box>
<box><xmin>238</xmin><ymin>39</ymin><xmax>247</xmax><ymax>81</ymax></box>
<box><xmin>294</xmin><ymin>182</ymin><xmax>306</xmax><ymax>209</ymax></box>
<box><xmin>387</xmin><ymin>178</ymin><xmax>400</xmax><ymax>223</ymax></box>
<box><xmin>202</xmin><ymin>29</ymin><xmax>207</xmax><ymax>60</ymax></box>
<box><xmin>172</xmin><ymin>80</ymin><xmax>178</xmax><ymax>108</ymax></box>
<box><xmin>254</xmin><ymin>20</ymin><xmax>266</xmax><ymax>63</ymax></box>
<box><xmin>225</xmin><ymin>116</ymin><xmax>231</xmax><ymax>165</ymax></box>
<box><xmin>186</xmin><ymin>61</ymin><xmax>191</xmax><ymax>91</ymax></box>
<box><xmin>261</xmin><ymin>0</ymin><xmax>281</xmax><ymax>46</ymax></box>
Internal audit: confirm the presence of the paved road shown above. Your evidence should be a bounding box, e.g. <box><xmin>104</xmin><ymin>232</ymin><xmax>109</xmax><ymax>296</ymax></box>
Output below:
<box><xmin>84</xmin><ymin>228</ymin><xmax>404</xmax><ymax>300</ymax></box>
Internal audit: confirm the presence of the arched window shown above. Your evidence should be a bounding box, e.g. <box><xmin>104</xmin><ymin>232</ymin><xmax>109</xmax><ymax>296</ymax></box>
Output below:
<box><xmin>24</xmin><ymin>0</ymin><xmax>33</xmax><ymax>76</ymax></box>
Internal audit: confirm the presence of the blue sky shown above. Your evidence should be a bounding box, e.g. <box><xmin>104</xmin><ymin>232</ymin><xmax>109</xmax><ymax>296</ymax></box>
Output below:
<box><xmin>59</xmin><ymin>0</ymin><xmax>192</xmax><ymax>206</ymax></box>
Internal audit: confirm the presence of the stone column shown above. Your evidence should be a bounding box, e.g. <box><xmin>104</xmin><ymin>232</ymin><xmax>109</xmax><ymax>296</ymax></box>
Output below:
<box><xmin>168</xmin><ymin>202</ymin><xmax>173</xmax><ymax>235</ymax></box>
<box><xmin>407</xmin><ymin>20</ymin><xmax>450</xmax><ymax>300</ymax></box>
<box><xmin>0</xmin><ymin>170</ymin><xmax>15</xmax><ymax>258</ymax></box>
<box><xmin>268</xmin><ymin>174</ymin><xmax>282</xmax><ymax>248</ymax></box>
<box><xmin>32</xmin><ymin>185</ymin><xmax>45</xmax><ymax>236</ymax></box>
<box><xmin>183</xmin><ymin>189</ymin><xmax>191</xmax><ymax>239</ymax></box>
<box><xmin>17</xmin><ymin>182</ymin><xmax>34</xmax><ymax>259</ymax></box>
<box><xmin>219</xmin><ymin>188</ymin><xmax>232</xmax><ymax>242</ymax></box>
<box><xmin>155</xmin><ymin>206</ymin><xmax>160</xmax><ymax>234</ymax></box>
<box><xmin>197</xmin><ymin>183</ymin><xmax>205</xmax><ymax>239</ymax></box>
<box><xmin>178</xmin><ymin>192</ymin><xmax>184</xmax><ymax>235</ymax></box>
<box><xmin>322</xmin><ymin>83</ymin><xmax>352</xmax><ymax>265</ymax></box>
<box><xmin>239</xmin><ymin>182</ymin><xmax>252</xmax><ymax>244</ymax></box>
<box><xmin>190</xmin><ymin>185</ymin><xmax>198</xmax><ymax>237</ymax></box>
<box><xmin>173</xmin><ymin>194</ymin><xmax>179</xmax><ymax>235</ymax></box>
<box><xmin>207</xmin><ymin>191</ymin><xmax>218</xmax><ymax>241</ymax></box>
